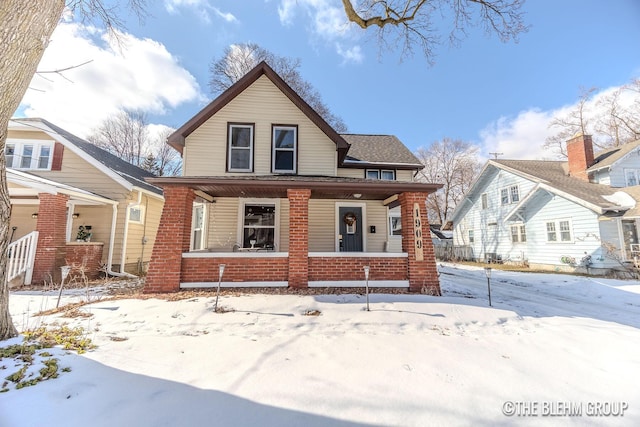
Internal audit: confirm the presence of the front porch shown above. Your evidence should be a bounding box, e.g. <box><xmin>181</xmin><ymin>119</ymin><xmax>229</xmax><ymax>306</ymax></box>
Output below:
<box><xmin>144</xmin><ymin>177</ymin><xmax>442</xmax><ymax>293</ymax></box>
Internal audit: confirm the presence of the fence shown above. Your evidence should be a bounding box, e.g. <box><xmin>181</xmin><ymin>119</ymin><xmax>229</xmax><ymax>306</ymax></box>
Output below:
<box><xmin>7</xmin><ymin>231</ymin><xmax>39</xmax><ymax>285</ymax></box>
<box><xmin>434</xmin><ymin>243</ymin><xmax>474</xmax><ymax>261</ymax></box>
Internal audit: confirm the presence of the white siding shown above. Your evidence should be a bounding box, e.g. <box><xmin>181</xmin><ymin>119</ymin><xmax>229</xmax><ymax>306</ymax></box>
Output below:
<box><xmin>608</xmin><ymin>148</ymin><xmax>640</xmax><ymax>187</ymax></box>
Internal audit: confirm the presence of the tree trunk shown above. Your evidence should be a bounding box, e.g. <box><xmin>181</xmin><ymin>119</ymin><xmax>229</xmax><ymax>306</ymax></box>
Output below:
<box><xmin>0</xmin><ymin>0</ymin><xmax>66</xmax><ymax>340</ymax></box>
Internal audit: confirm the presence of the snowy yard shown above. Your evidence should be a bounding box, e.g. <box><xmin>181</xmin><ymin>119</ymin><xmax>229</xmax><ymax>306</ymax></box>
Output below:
<box><xmin>2</xmin><ymin>263</ymin><xmax>639</xmax><ymax>426</ymax></box>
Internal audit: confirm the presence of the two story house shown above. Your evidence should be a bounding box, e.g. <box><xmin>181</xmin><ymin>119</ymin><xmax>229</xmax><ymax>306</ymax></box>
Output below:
<box><xmin>144</xmin><ymin>61</ymin><xmax>442</xmax><ymax>293</ymax></box>
<box><xmin>451</xmin><ymin>133</ymin><xmax>640</xmax><ymax>274</ymax></box>
<box><xmin>7</xmin><ymin>118</ymin><xmax>164</xmax><ymax>284</ymax></box>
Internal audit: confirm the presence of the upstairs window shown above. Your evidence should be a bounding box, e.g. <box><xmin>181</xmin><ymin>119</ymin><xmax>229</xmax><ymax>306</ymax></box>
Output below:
<box><xmin>272</xmin><ymin>125</ymin><xmax>297</xmax><ymax>173</ymax></box>
<box><xmin>481</xmin><ymin>193</ymin><xmax>488</xmax><ymax>210</ymax></box>
<box><xmin>500</xmin><ymin>185</ymin><xmax>520</xmax><ymax>205</ymax></box>
<box><xmin>228</xmin><ymin>124</ymin><xmax>254</xmax><ymax>172</ymax></box>
<box><xmin>366</xmin><ymin>169</ymin><xmax>396</xmax><ymax>180</ymax></box>
<box><xmin>5</xmin><ymin>140</ymin><xmax>53</xmax><ymax>170</ymax></box>
<box><xmin>625</xmin><ymin>169</ymin><xmax>640</xmax><ymax>187</ymax></box>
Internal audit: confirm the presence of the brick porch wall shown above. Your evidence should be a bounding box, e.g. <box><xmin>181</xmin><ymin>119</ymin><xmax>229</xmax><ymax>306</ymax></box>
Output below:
<box><xmin>32</xmin><ymin>193</ymin><xmax>69</xmax><ymax>284</ymax></box>
<box><xmin>181</xmin><ymin>257</ymin><xmax>289</xmax><ymax>283</ymax></box>
<box><xmin>287</xmin><ymin>189</ymin><xmax>310</xmax><ymax>288</ymax></box>
<box><xmin>398</xmin><ymin>192</ymin><xmax>441</xmax><ymax>294</ymax></box>
<box><xmin>308</xmin><ymin>257</ymin><xmax>407</xmax><ymax>281</ymax></box>
<box><xmin>65</xmin><ymin>242</ymin><xmax>104</xmax><ymax>280</ymax></box>
<box><xmin>145</xmin><ymin>186</ymin><xmax>195</xmax><ymax>292</ymax></box>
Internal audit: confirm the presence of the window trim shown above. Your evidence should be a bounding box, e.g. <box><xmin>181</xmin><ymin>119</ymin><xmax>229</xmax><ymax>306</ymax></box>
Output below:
<box><xmin>388</xmin><ymin>209</ymin><xmax>402</xmax><ymax>237</ymax></box>
<box><xmin>128</xmin><ymin>204</ymin><xmax>145</xmax><ymax>225</ymax></box>
<box><xmin>271</xmin><ymin>124</ymin><xmax>298</xmax><ymax>174</ymax></box>
<box><xmin>5</xmin><ymin>139</ymin><xmax>54</xmax><ymax>171</ymax></box>
<box><xmin>545</xmin><ymin>219</ymin><xmax>573</xmax><ymax>243</ymax></box>
<box><xmin>237</xmin><ymin>198</ymin><xmax>281</xmax><ymax>250</ymax></box>
<box><xmin>365</xmin><ymin>169</ymin><xmax>396</xmax><ymax>180</ymax></box>
<box><xmin>191</xmin><ymin>202</ymin><xmax>207</xmax><ymax>251</ymax></box>
<box><xmin>227</xmin><ymin>123</ymin><xmax>254</xmax><ymax>173</ymax></box>
<box><xmin>510</xmin><ymin>223</ymin><xmax>526</xmax><ymax>243</ymax></box>
<box><xmin>468</xmin><ymin>229</ymin><xmax>475</xmax><ymax>244</ymax></box>
<box><xmin>500</xmin><ymin>185</ymin><xmax>520</xmax><ymax>205</ymax></box>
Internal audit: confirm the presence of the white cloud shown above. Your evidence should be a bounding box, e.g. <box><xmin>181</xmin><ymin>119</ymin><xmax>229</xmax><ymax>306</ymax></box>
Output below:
<box><xmin>277</xmin><ymin>0</ymin><xmax>363</xmax><ymax>62</ymax></box>
<box><xmin>164</xmin><ymin>0</ymin><xmax>237</xmax><ymax>24</ymax></box>
<box><xmin>17</xmin><ymin>22</ymin><xmax>203</xmax><ymax>138</ymax></box>
<box><xmin>478</xmin><ymin>84</ymin><xmax>640</xmax><ymax>160</ymax></box>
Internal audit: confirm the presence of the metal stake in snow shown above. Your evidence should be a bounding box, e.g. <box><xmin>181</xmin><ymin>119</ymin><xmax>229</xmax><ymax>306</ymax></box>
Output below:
<box><xmin>214</xmin><ymin>264</ymin><xmax>226</xmax><ymax>312</ymax></box>
<box><xmin>484</xmin><ymin>267</ymin><xmax>492</xmax><ymax>307</ymax></box>
<box><xmin>363</xmin><ymin>265</ymin><xmax>370</xmax><ymax>311</ymax></box>
<box><xmin>57</xmin><ymin>266</ymin><xmax>72</xmax><ymax>309</ymax></box>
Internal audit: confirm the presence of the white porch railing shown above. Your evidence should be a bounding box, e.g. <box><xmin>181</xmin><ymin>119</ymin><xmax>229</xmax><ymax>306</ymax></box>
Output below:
<box><xmin>7</xmin><ymin>231</ymin><xmax>39</xmax><ymax>285</ymax></box>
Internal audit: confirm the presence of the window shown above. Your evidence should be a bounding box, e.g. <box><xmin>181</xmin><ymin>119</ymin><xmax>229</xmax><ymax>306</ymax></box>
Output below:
<box><xmin>366</xmin><ymin>169</ymin><xmax>396</xmax><ymax>180</ymax></box>
<box><xmin>5</xmin><ymin>140</ymin><xmax>53</xmax><ymax>170</ymax></box>
<box><xmin>546</xmin><ymin>220</ymin><xmax>572</xmax><ymax>242</ymax></box>
<box><xmin>468</xmin><ymin>230</ymin><xmax>475</xmax><ymax>244</ymax></box>
<box><xmin>481</xmin><ymin>193</ymin><xmax>488</xmax><ymax>210</ymax></box>
<box><xmin>242</xmin><ymin>203</ymin><xmax>276</xmax><ymax>249</ymax></box>
<box><xmin>511</xmin><ymin>224</ymin><xmax>526</xmax><ymax>243</ymax></box>
<box><xmin>389</xmin><ymin>212</ymin><xmax>402</xmax><ymax>236</ymax></box>
<box><xmin>625</xmin><ymin>169</ymin><xmax>640</xmax><ymax>187</ymax></box>
<box><xmin>192</xmin><ymin>203</ymin><xmax>206</xmax><ymax>251</ymax></box>
<box><xmin>500</xmin><ymin>185</ymin><xmax>519</xmax><ymax>205</ymax></box>
<box><xmin>228</xmin><ymin>124</ymin><xmax>254</xmax><ymax>172</ymax></box>
<box><xmin>272</xmin><ymin>125</ymin><xmax>297</xmax><ymax>173</ymax></box>
<box><xmin>129</xmin><ymin>205</ymin><xmax>144</xmax><ymax>224</ymax></box>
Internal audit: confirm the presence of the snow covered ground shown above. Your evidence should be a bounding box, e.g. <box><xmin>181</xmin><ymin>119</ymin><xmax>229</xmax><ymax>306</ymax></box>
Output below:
<box><xmin>2</xmin><ymin>263</ymin><xmax>639</xmax><ymax>426</ymax></box>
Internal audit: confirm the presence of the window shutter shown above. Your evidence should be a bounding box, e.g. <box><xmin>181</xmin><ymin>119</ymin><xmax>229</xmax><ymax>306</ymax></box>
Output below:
<box><xmin>51</xmin><ymin>142</ymin><xmax>64</xmax><ymax>171</ymax></box>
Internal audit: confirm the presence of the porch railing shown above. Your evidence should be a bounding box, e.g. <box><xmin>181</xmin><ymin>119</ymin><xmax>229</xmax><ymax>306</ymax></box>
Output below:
<box><xmin>7</xmin><ymin>231</ymin><xmax>39</xmax><ymax>285</ymax></box>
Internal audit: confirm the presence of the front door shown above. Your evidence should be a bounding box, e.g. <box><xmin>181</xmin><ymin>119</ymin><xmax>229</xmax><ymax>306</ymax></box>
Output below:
<box><xmin>338</xmin><ymin>206</ymin><xmax>363</xmax><ymax>252</ymax></box>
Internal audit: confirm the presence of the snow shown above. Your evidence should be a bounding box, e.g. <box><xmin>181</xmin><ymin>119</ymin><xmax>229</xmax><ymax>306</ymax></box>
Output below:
<box><xmin>2</xmin><ymin>264</ymin><xmax>639</xmax><ymax>426</ymax></box>
<box><xmin>602</xmin><ymin>191</ymin><xmax>636</xmax><ymax>209</ymax></box>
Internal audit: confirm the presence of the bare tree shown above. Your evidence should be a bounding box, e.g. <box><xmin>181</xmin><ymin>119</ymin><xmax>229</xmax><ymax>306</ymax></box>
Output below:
<box><xmin>544</xmin><ymin>87</ymin><xmax>596</xmax><ymax>159</ymax></box>
<box><xmin>596</xmin><ymin>79</ymin><xmax>640</xmax><ymax>145</ymax></box>
<box><xmin>0</xmin><ymin>0</ymin><xmax>147</xmax><ymax>341</ymax></box>
<box><xmin>153</xmin><ymin>127</ymin><xmax>182</xmax><ymax>176</ymax></box>
<box><xmin>341</xmin><ymin>0</ymin><xmax>527</xmax><ymax>62</ymax></box>
<box><xmin>88</xmin><ymin>110</ymin><xmax>148</xmax><ymax>166</ymax></box>
<box><xmin>416</xmin><ymin>138</ymin><xmax>481</xmax><ymax>225</ymax></box>
<box><xmin>209</xmin><ymin>43</ymin><xmax>348</xmax><ymax>132</ymax></box>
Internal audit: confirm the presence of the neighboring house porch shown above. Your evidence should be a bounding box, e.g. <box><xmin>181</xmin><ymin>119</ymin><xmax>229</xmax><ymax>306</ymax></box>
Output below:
<box><xmin>144</xmin><ymin>177</ymin><xmax>441</xmax><ymax>293</ymax></box>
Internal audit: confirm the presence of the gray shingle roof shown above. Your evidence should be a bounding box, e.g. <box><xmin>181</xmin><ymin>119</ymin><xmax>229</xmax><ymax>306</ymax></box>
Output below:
<box><xmin>493</xmin><ymin>159</ymin><xmax>624</xmax><ymax>210</ymax></box>
<box><xmin>588</xmin><ymin>139</ymin><xmax>640</xmax><ymax>172</ymax></box>
<box><xmin>14</xmin><ymin>118</ymin><xmax>162</xmax><ymax>196</ymax></box>
<box><xmin>340</xmin><ymin>134</ymin><xmax>423</xmax><ymax>167</ymax></box>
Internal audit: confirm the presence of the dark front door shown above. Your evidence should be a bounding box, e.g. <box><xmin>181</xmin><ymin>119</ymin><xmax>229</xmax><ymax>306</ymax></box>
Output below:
<box><xmin>339</xmin><ymin>207</ymin><xmax>363</xmax><ymax>252</ymax></box>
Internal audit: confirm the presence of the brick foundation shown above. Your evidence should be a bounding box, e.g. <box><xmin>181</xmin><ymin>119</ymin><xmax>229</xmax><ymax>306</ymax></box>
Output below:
<box><xmin>65</xmin><ymin>242</ymin><xmax>104</xmax><ymax>280</ymax></box>
<box><xmin>308</xmin><ymin>257</ymin><xmax>407</xmax><ymax>281</ymax></box>
<box><xmin>182</xmin><ymin>257</ymin><xmax>288</xmax><ymax>283</ymax></box>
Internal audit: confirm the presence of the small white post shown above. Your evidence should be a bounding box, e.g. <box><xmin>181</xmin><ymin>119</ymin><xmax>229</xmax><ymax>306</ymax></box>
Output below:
<box><xmin>363</xmin><ymin>265</ymin><xmax>370</xmax><ymax>312</ymax></box>
<box><xmin>214</xmin><ymin>264</ymin><xmax>226</xmax><ymax>312</ymax></box>
<box><xmin>57</xmin><ymin>266</ymin><xmax>72</xmax><ymax>308</ymax></box>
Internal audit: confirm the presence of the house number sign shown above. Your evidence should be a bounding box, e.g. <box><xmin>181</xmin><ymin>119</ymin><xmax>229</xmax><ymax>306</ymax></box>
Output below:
<box><xmin>413</xmin><ymin>203</ymin><xmax>424</xmax><ymax>261</ymax></box>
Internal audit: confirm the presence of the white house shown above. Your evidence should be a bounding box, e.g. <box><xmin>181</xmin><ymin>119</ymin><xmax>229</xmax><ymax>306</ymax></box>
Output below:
<box><xmin>451</xmin><ymin>134</ymin><xmax>640</xmax><ymax>274</ymax></box>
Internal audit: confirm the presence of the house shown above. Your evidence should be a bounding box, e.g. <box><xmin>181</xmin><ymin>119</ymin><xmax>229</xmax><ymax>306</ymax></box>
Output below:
<box><xmin>144</xmin><ymin>61</ymin><xmax>442</xmax><ymax>293</ymax></box>
<box><xmin>451</xmin><ymin>134</ymin><xmax>640</xmax><ymax>274</ymax></box>
<box><xmin>6</xmin><ymin>118</ymin><xmax>164</xmax><ymax>284</ymax></box>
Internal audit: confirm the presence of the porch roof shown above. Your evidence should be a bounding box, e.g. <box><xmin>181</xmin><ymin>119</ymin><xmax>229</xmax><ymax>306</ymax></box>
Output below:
<box><xmin>147</xmin><ymin>175</ymin><xmax>442</xmax><ymax>204</ymax></box>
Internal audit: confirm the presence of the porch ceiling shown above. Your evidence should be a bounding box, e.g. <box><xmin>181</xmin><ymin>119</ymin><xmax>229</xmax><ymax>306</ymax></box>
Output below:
<box><xmin>147</xmin><ymin>176</ymin><xmax>442</xmax><ymax>201</ymax></box>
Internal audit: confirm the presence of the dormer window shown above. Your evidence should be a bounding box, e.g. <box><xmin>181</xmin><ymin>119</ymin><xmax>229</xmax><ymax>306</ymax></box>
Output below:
<box><xmin>5</xmin><ymin>140</ymin><xmax>53</xmax><ymax>170</ymax></box>
<box><xmin>272</xmin><ymin>125</ymin><xmax>297</xmax><ymax>174</ymax></box>
<box><xmin>227</xmin><ymin>123</ymin><xmax>254</xmax><ymax>172</ymax></box>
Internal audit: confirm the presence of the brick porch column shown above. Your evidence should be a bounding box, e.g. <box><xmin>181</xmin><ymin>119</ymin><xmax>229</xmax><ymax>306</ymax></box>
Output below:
<box><xmin>32</xmin><ymin>193</ymin><xmax>69</xmax><ymax>284</ymax></box>
<box><xmin>287</xmin><ymin>188</ymin><xmax>311</xmax><ymax>288</ymax></box>
<box><xmin>398</xmin><ymin>192</ymin><xmax>440</xmax><ymax>294</ymax></box>
<box><xmin>144</xmin><ymin>186</ymin><xmax>195</xmax><ymax>293</ymax></box>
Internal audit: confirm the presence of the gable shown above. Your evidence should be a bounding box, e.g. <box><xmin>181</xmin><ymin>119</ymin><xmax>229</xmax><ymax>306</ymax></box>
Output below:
<box><xmin>183</xmin><ymin>75</ymin><xmax>339</xmax><ymax>176</ymax></box>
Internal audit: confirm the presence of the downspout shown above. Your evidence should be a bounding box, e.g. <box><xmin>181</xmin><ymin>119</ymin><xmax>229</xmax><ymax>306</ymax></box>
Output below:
<box><xmin>106</xmin><ymin>202</ymin><xmax>136</xmax><ymax>279</ymax></box>
<box><xmin>118</xmin><ymin>191</ymin><xmax>142</xmax><ymax>276</ymax></box>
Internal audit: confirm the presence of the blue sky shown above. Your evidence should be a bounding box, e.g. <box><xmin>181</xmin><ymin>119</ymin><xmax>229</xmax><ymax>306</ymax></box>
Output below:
<box><xmin>17</xmin><ymin>0</ymin><xmax>640</xmax><ymax>160</ymax></box>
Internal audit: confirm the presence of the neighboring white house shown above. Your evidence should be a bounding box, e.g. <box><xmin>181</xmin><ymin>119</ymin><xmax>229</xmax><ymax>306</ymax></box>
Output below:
<box><xmin>451</xmin><ymin>134</ymin><xmax>640</xmax><ymax>274</ymax></box>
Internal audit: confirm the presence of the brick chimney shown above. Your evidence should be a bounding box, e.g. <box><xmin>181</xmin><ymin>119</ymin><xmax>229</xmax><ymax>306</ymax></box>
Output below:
<box><xmin>566</xmin><ymin>133</ymin><xmax>594</xmax><ymax>181</ymax></box>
